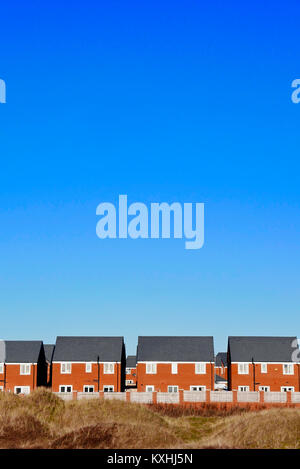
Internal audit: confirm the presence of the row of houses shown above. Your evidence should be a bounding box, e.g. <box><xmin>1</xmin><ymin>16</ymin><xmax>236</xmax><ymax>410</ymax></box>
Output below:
<box><xmin>0</xmin><ymin>336</ymin><xmax>299</xmax><ymax>395</ymax></box>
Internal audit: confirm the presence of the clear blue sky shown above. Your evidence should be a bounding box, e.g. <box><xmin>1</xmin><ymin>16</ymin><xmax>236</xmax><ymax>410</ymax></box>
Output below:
<box><xmin>0</xmin><ymin>1</ymin><xmax>299</xmax><ymax>355</ymax></box>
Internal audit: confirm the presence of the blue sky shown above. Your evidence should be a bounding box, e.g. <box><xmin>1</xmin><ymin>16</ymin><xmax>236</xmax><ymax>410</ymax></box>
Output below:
<box><xmin>0</xmin><ymin>1</ymin><xmax>299</xmax><ymax>355</ymax></box>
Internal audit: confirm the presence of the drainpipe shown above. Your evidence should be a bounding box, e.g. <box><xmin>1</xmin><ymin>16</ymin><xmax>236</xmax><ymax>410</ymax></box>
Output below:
<box><xmin>97</xmin><ymin>356</ymin><xmax>100</xmax><ymax>392</ymax></box>
<box><xmin>252</xmin><ymin>358</ymin><xmax>255</xmax><ymax>391</ymax></box>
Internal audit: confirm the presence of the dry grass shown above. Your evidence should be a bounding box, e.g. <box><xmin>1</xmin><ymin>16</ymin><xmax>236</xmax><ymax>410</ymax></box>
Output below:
<box><xmin>0</xmin><ymin>388</ymin><xmax>299</xmax><ymax>449</ymax></box>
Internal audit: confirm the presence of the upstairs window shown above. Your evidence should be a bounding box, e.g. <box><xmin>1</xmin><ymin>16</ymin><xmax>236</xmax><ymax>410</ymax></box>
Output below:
<box><xmin>146</xmin><ymin>363</ymin><xmax>157</xmax><ymax>374</ymax></box>
<box><xmin>195</xmin><ymin>363</ymin><xmax>206</xmax><ymax>374</ymax></box>
<box><xmin>104</xmin><ymin>363</ymin><xmax>114</xmax><ymax>374</ymax></box>
<box><xmin>20</xmin><ymin>364</ymin><xmax>31</xmax><ymax>375</ymax></box>
<box><xmin>61</xmin><ymin>362</ymin><xmax>72</xmax><ymax>374</ymax></box>
<box><xmin>0</xmin><ymin>363</ymin><xmax>4</xmax><ymax>374</ymax></box>
<box><xmin>85</xmin><ymin>363</ymin><xmax>92</xmax><ymax>373</ymax></box>
<box><xmin>238</xmin><ymin>363</ymin><xmax>249</xmax><ymax>375</ymax></box>
<box><xmin>283</xmin><ymin>363</ymin><xmax>294</xmax><ymax>375</ymax></box>
<box><xmin>261</xmin><ymin>363</ymin><xmax>267</xmax><ymax>373</ymax></box>
<box><xmin>126</xmin><ymin>368</ymin><xmax>131</xmax><ymax>374</ymax></box>
<box><xmin>171</xmin><ymin>363</ymin><xmax>178</xmax><ymax>374</ymax></box>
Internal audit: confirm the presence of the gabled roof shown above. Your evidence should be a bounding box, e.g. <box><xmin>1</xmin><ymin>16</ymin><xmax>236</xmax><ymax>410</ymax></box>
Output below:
<box><xmin>126</xmin><ymin>355</ymin><xmax>136</xmax><ymax>367</ymax></box>
<box><xmin>44</xmin><ymin>344</ymin><xmax>55</xmax><ymax>363</ymax></box>
<box><xmin>1</xmin><ymin>341</ymin><xmax>44</xmax><ymax>363</ymax></box>
<box><xmin>137</xmin><ymin>336</ymin><xmax>214</xmax><ymax>362</ymax></box>
<box><xmin>215</xmin><ymin>352</ymin><xmax>227</xmax><ymax>367</ymax></box>
<box><xmin>228</xmin><ymin>336</ymin><xmax>298</xmax><ymax>363</ymax></box>
<box><xmin>52</xmin><ymin>336</ymin><xmax>124</xmax><ymax>362</ymax></box>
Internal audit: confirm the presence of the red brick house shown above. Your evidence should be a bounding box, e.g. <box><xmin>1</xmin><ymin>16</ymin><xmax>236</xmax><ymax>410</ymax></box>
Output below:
<box><xmin>52</xmin><ymin>336</ymin><xmax>126</xmax><ymax>393</ymax></box>
<box><xmin>228</xmin><ymin>336</ymin><xmax>300</xmax><ymax>392</ymax></box>
<box><xmin>137</xmin><ymin>336</ymin><xmax>215</xmax><ymax>392</ymax></box>
<box><xmin>125</xmin><ymin>355</ymin><xmax>137</xmax><ymax>389</ymax></box>
<box><xmin>0</xmin><ymin>341</ymin><xmax>47</xmax><ymax>394</ymax></box>
<box><xmin>214</xmin><ymin>352</ymin><xmax>228</xmax><ymax>390</ymax></box>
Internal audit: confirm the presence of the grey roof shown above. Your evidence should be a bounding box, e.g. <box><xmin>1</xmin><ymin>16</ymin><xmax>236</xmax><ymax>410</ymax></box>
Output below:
<box><xmin>137</xmin><ymin>336</ymin><xmax>214</xmax><ymax>362</ymax></box>
<box><xmin>53</xmin><ymin>336</ymin><xmax>124</xmax><ymax>362</ymax></box>
<box><xmin>126</xmin><ymin>355</ymin><xmax>136</xmax><ymax>367</ymax></box>
<box><xmin>2</xmin><ymin>341</ymin><xmax>43</xmax><ymax>363</ymax></box>
<box><xmin>228</xmin><ymin>336</ymin><xmax>298</xmax><ymax>363</ymax></box>
<box><xmin>44</xmin><ymin>344</ymin><xmax>55</xmax><ymax>363</ymax></box>
<box><xmin>215</xmin><ymin>374</ymin><xmax>227</xmax><ymax>383</ymax></box>
<box><xmin>215</xmin><ymin>352</ymin><xmax>227</xmax><ymax>367</ymax></box>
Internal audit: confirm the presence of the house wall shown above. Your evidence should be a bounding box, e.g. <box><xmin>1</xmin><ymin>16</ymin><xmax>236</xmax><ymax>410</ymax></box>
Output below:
<box><xmin>125</xmin><ymin>367</ymin><xmax>137</xmax><ymax>387</ymax></box>
<box><xmin>137</xmin><ymin>362</ymin><xmax>214</xmax><ymax>392</ymax></box>
<box><xmin>215</xmin><ymin>365</ymin><xmax>228</xmax><ymax>380</ymax></box>
<box><xmin>229</xmin><ymin>362</ymin><xmax>300</xmax><ymax>391</ymax></box>
<box><xmin>52</xmin><ymin>362</ymin><xmax>122</xmax><ymax>392</ymax></box>
<box><xmin>0</xmin><ymin>364</ymin><xmax>38</xmax><ymax>392</ymax></box>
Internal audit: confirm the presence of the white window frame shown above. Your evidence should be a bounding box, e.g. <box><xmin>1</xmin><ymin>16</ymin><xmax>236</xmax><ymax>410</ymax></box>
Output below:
<box><xmin>103</xmin><ymin>385</ymin><xmax>114</xmax><ymax>392</ymax></box>
<box><xmin>168</xmin><ymin>385</ymin><xmax>178</xmax><ymax>393</ymax></box>
<box><xmin>238</xmin><ymin>363</ymin><xmax>249</xmax><ymax>375</ymax></box>
<box><xmin>126</xmin><ymin>379</ymin><xmax>134</xmax><ymax>385</ymax></box>
<box><xmin>0</xmin><ymin>386</ymin><xmax>3</xmax><ymax>391</ymax></box>
<box><xmin>171</xmin><ymin>363</ymin><xmax>178</xmax><ymax>374</ymax></box>
<box><xmin>281</xmin><ymin>386</ymin><xmax>294</xmax><ymax>392</ymax></box>
<box><xmin>20</xmin><ymin>364</ymin><xmax>31</xmax><ymax>375</ymax></box>
<box><xmin>0</xmin><ymin>363</ymin><xmax>4</xmax><ymax>374</ymax></box>
<box><xmin>195</xmin><ymin>363</ymin><xmax>206</xmax><ymax>374</ymax></box>
<box><xmin>259</xmin><ymin>386</ymin><xmax>270</xmax><ymax>392</ymax></box>
<box><xmin>146</xmin><ymin>385</ymin><xmax>155</xmax><ymax>392</ymax></box>
<box><xmin>146</xmin><ymin>363</ymin><xmax>157</xmax><ymax>374</ymax></box>
<box><xmin>126</xmin><ymin>368</ymin><xmax>131</xmax><ymax>375</ymax></box>
<box><xmin>83</xmin><ymin>385</ymin><xmax>94</xmax><ymax>393</ymax></box>
<box><xmin>238</xmin><ymin>386</ymin><xmax>250</xmax><ymax>392</ymax></box>
<box><xmin>190</xmin><ymin>385</ymin><xmax>206</xmax><ymax>391</ymax></box>
<box><xmin>103</xmin><ymin>362</ymin><xmax>115</xmax><ymax>374</ymax></box>
<box><xmin>61</xmin><ymin>362</ymin><xmax>72</xmax><ymax>374</ymax></box>
<box><xmin>59</xmin><ymin>385</ymin><xmax>73</xmax><ymax>393</ymax></box>
<box><xmin>283</xmin><ymin>363</ymin><xmax>294</xmax><ymax>375</ymax></box>
<box><xmin>261</xmin><ymin>363</ymin><xmax>267</xmax><ymax>374</ymax></box>
<box><xmin>14</xmin><ymin>386</ymin><xmax>30</xmax><ymax>395</ymax></box>
<box><xmin>85</xmin><ymin>363</ymin><xmax>92</xmax><ymax>373</ymax></box>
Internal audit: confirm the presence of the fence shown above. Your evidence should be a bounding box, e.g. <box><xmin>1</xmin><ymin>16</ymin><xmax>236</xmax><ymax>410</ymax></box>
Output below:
<box><xmin>53</xmin><ymin>390</ymin><xmax>300</xmax><ymax>406</ymax></box>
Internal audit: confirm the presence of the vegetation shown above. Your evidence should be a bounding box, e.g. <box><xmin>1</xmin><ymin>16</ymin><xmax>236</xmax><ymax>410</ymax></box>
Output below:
<box><xmin>0</xmin><ymin>388</ymin><xmax>299</xmax><ymax>449</ymax></box>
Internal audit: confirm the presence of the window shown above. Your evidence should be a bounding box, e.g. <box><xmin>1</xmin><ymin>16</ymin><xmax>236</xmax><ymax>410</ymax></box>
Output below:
<box><xmin>85</xmin><ymin>363</ymin><xmax>92</xmax><ymax>373</ymax></box>
<box><xmin>126</xmin><ymin>380</ymin><xmax>134</xmax><ymax>385</ymax></box>
<box><xmin>259</xmin><ymin>386</ymin><xmax>270</xmax><ymax>392</ymax></box>
<box><xmin>83</xmin><ymin>385</ymin><xmax>94</xmax><ymax>393</ymax></box>
<box><xmin>126</xmin><ymin>368</ymin><xmax>131</xmax><ymax>374</ymax></box>
<box><xmin>146</xmin><ymin>363</ymin><xmax>157</xmax><ymax>374</ymax></box>
<box><xmin>0</xmin><ymin>386</ymin><xmax>3</xmax><ymax>391</ymax></box>
<box><xmin>146</xmin><ymin>385</ymin><xmax>155</xmax><ymax>392</ymax></box>
<box><xmin>14</xmin><ymin>386</ymin><xmax>30</xmax><ymax>395</ymax></box>
<box><xmin>59</xmin><ymin>385</ymin><xmax>72</xmax><ymax>393</ymax></box>
<box><xmin>190</xmin><ymin>386</ymin><xmax>206</xmax><ymax>391</ymax></box>
<box><xmin>104</xmin><ymin>363</ymin><xmax>114</xmax><ymax>374</ymax></box>
<box><xmin>61</xmin><ymin>362</ymin><xmax>72</xmax><ymax>374</ymax></box>
<box><xmin>281</xmin><ymin>386</ymin><xmax>294</xmax><ymax>392</ymax></box>
<box><xmin>283</xmin><ymin>363</ymin><xmax>294</xmax><ymax>375</ymax></box>
<box><xmin>20</xmin><ymin>364</ymin><xmax>31</xmax><ymax>375</ymax></box>
<box><xmin>103</xmin><ymin>385</ymin><xmax>114</xmax><ymax>392</ymax></box>
<box><xmin>238</xmin><ymin>386</ymin><xmax>250</xmax><ymax>392</ymax></box>
<box><xmin>168</xmin><ymin>386</ymin><xmax>178</xmax><ymax>393</ymax></box>
<box><xmin>261</xmin><ymin>363</ymin><xmax>267</xmax><ymax>373</ymax></box>
<box><xmin>238</xmin><ymin>363</ymin><xmax>249</xmax><ymax>375</ymax></box>
<box><xmin>195</xmin><ymin>363</ymin><xmax>206</xmax><ymax>374</ymax></box>
<box><xmin>171</xmin><ymin>363</ymin><xmax>178</xmax><ymax>374</ymax></box>
<box><xmin>0</xmin><ymin>363</ymin><xmax>3</xmax><ymax>374</ymax></box>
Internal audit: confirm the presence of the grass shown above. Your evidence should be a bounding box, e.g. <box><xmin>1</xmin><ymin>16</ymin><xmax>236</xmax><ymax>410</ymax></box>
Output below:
<box><xmin>0</xmin><ymin>388</ymin><xmax>299</xmax><ymax>449</ymax></box>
